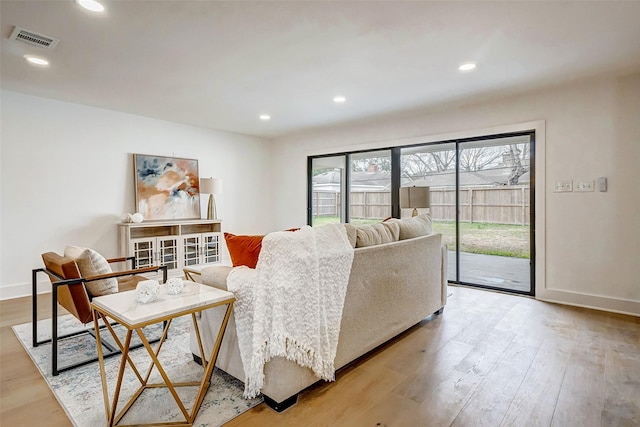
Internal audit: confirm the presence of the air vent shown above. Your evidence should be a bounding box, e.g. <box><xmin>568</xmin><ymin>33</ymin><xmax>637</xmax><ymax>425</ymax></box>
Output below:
<box><xmin>9</xmin><ymin>26</ymin><xmax>59</xmax><ymax>49</ymax></box>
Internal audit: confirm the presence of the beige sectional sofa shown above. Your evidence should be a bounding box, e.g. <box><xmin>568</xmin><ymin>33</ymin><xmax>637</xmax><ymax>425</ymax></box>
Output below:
<box><xmin>189</xmin><ymin>217</ymin><xmax>447</xmax><ymax>411</ymax></box>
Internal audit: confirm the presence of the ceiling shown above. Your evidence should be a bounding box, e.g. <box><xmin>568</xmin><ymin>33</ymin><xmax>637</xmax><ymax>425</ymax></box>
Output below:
<box><xmin>2</xmin><ymin>1</ymin><xmax>640</xmax><ymax>139</ymax></box>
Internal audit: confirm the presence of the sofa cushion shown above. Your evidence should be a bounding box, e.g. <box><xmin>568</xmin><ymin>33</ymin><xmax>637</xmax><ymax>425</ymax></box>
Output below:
<box><xmin>355</xmin><ymin>221</ymin><xmax>400</xmax><ymax>248</ymax></box>
<box><xmin>63</xmin><ymin>246</ymin><xmax>118</xmax><ymax>298</ymax></box>
<box><xmin>224</xmin><ymin>233</ymin><xmax>264</xmax><ymax>268</ymax></box>
<box><xmin>387</xmin><ymin>214</ymin><xmax>433</xmax><ymax>240</ymax></box>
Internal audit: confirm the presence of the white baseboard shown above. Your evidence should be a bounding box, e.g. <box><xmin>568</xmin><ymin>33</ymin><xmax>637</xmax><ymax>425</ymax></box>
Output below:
<box><xmin>537</xmin><ymin>288</ymin><xmax>640</xmax><ymax>317</ymax></box>
<box><xmin>0</xmin><ymin>280</ymin><xmax>51</xmax><ymax>301</ymax></box>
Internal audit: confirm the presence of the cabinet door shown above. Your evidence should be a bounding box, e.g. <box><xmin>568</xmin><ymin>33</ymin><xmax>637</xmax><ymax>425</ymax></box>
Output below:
<box><xmin>130</xmin><ymin>238</ymin><xmax>155</xmax><ymax>268</ymax></box>
<box><xmin>202</xmin><ymin>233</ymin><xmax>221</xmax><ymax>263</ymax></box>
<box><xmin>182</xmin><ymin>234</ymin><xmax>202</xmax><ymax>267</ymax></box>
<box><xmin>157</xmin><ymin>236</ymin><xmax>179</xmax><ymax>270</ymax></box>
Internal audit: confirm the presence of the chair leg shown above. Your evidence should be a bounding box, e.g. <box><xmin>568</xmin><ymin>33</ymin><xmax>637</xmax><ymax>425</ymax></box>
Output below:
<box><xmin>32</xmin><ymin>269</ymin><xmax>41</xmax><ymax>348</ymax></box>
<box><xmin>52</xmin><ymin>285</ymin><xmax>59</xmax><ymax>376</ymax></box>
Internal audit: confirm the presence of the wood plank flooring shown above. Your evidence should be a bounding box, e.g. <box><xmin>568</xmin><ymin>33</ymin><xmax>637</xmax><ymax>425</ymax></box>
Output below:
<box><xmin>1</xmin><ymin>286</ymin><xmax>638</xmax><ymax>426</ymax></box>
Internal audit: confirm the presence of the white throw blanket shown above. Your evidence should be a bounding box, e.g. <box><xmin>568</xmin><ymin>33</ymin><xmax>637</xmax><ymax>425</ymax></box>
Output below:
<box><xmin>227</xmin><ymin>224</ymin><xmax>354</xmax><ymax>399</ymax></box>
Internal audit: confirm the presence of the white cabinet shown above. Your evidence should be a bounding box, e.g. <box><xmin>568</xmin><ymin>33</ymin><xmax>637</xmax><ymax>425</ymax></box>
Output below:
<box><xmin>119</xmin><ymin>220</ymin><xmax>222</xmax><ymax>275</ymax></box>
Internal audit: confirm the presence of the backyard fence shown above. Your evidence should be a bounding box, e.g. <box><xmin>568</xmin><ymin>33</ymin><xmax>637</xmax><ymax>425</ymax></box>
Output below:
<box><xmin>312</xmin><ymin>186</ymin><xmax>530</xmax><ymax>225</ymax></box>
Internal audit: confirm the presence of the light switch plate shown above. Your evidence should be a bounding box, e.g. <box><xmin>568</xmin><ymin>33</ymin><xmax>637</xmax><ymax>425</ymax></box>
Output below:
<box><xmin>575</xmin><ymin>180</ymin><xmax>594</xmax><ymax>192</ymax></box>
<box><xmin>554</xmin><ymin>181</ymin><xmax>573</xmax><ymax>192</ymax></box>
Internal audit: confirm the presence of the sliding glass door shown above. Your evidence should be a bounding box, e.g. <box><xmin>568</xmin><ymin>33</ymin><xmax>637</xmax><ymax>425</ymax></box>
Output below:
<box><xmin>308</xmin><ymin>131</ymin><xmax>535</xmax><ymax>296</ymax></box>
<box><xmin>456</xmin><ymin>135</ymin><xmax>533</xmax><ymax>293</ymax></box>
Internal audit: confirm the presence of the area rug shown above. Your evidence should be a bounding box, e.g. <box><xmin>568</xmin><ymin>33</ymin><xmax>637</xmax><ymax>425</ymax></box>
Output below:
<box><xmin>12</xmin><ymin>315</ymin><xmax>262</xmax><ymax>426</ymax></box>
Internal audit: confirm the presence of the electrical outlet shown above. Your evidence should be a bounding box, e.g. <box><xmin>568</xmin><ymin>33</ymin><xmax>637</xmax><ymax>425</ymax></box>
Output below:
<box><xmin>575</xmin><ymin>180</ymin><xmax>594</xmax><ymax>192</ymax></box>
<box><xmin>554</xmin><ymin>181</ymin><xmax>573</xmax><ymax>192</ymax></box>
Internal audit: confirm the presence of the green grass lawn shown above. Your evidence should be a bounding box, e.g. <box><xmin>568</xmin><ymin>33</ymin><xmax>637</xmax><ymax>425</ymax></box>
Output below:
<box><xmin>311</xmin><ymin>217</ymin><xmax>530</xmax><ymax>258</ymax></box>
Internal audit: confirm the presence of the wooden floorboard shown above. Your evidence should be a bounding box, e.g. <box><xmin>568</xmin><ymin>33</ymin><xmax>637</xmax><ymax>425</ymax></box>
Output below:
<box><xmin>1</xmin><ymin>286</ymin><xmax>638</xmax><ymax>426</ymax></box>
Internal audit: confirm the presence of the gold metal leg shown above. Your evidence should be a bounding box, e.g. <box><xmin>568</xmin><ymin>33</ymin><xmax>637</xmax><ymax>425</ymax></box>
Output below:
<box><xmin>191</xmin><ymin>313</ymin><xmax>207</xmax><ymax>370</ymax></box>
<box><xmin>191</xmin><ymin>302</ymin><xmax>234</xmax><ymax>417</ymax></box>
<box><xmin>110</xmin><ymin>330</ymin><xmax>133</xmax><ymax>426</ymax></box>
<box><xmin>93</xmin><ymin>309</ymin><xmax>111</xmax><ymax>423</ymax></box>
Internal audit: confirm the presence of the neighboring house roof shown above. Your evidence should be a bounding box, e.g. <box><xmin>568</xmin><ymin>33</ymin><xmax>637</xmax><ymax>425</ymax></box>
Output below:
<box><xmin>313</xmin><ymin>170</ymin><xmax>393</xmax><ymax>190</ymax></box>
<box><xmin>407</xmin><ymin>167</ymin><xmax>530</xmax><ymax>187</ymax></box>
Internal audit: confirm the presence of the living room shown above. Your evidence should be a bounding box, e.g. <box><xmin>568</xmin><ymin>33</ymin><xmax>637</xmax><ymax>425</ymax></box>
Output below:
<box><xmin>1</xmin><ymin>1</ymin><xmax>639</xmax><ymax>426</ymax></box>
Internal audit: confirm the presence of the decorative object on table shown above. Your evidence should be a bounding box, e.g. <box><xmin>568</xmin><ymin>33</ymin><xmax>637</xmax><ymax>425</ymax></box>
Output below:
<box><xmin>199</xmin><ymin>177</ymin><xmax>222</xmax><ymax>220</ymax></box>
<box><xmin>133</xmin><ymin>153</ymin><xmax>201</xmax><ymax>221</ymax></box>
<box><xmin>166</xmin><ymin>277</ymin><xmax>184</xmax><ymax>295</ymax></box>
<box><xmin>135</xmin><ymin>279</ymin><xmax>160</xmax><ymax>303</ymax></box>
<box><xmin>400</xmin><ymin>185</ymin><xmax>430</xmax><ymax>217</ymax></box>
<box><xmin>122</xmin><ymin>212</ymin><xmax>144</xmax><ymax>223</ymax></box>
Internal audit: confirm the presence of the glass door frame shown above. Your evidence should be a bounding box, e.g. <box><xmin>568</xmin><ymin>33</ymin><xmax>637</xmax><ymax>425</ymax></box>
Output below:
<box><xmin>453</xmin><ymin>132</ymin><xmax>535</xmax><ymax>296</ymax></box>
<box><xmin>307</xmin><ymin>130</ymin><xmax>536</xmax><ymax>297</ymax></box>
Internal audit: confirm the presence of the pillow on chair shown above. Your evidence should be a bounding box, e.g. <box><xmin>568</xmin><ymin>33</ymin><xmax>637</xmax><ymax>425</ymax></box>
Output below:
<box><xmin>64</xmin><ymin>246</ymin><xmax>118</xmax><ymax>298</ymax></box>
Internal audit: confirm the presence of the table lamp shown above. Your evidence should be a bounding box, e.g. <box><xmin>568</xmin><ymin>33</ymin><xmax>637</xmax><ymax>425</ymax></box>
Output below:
<box><xmin>199</xmin><ymin>177</ymin><xmax>222</xmax><ymax>220</ymax></box>
<box><xmin>400</xmin><ymin>186</ymin><xmax>430</xmax><ymax>217</ymax></box>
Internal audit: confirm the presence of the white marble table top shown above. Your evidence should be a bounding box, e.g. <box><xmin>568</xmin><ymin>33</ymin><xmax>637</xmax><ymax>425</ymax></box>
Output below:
<box><xmin>91</xmin><ymin>281</ymin><xmax>234</xmax><ymax>327</ymax></box>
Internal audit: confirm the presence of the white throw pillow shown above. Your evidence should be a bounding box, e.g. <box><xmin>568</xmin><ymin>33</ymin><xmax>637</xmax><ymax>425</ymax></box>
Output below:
<box><xmin>387</xmin><ymin>214</ymin><xmax>433</xmax><ymax>240</ymax></box>
<box><xmin>355</xmin><ymin>221</ymin><xmax>400</xmax><ymax>248</ymax></box>
<box><xmin>63</xmin><ymin>246</ymin><xmax>118</xmax><ymax>298</ymax></box>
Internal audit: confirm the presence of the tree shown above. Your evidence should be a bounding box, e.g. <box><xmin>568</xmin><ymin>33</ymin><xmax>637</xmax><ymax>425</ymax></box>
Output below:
<box><xmin>504</xmin><ymin>143</ymin><xmax>529</xmax><ymax>185</ymax></box>
<box><xmin>401</xmin><ymin>150</ymin><xmax>456</xmax><ymax>179</ymax></box>
<box><xmin>459</xmin><ymin>146</ymin><xmax>502</xmax><ymax>171</ymax></box>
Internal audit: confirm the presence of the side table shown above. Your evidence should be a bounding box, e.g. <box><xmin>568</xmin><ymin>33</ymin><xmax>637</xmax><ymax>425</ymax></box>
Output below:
<box><xmin>91</xmin><ymin>281</ymin><xmax>235</xmax><ymax>426</ymax></box>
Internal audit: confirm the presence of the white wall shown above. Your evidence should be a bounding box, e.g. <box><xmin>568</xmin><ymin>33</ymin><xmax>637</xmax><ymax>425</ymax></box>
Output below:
<box><xmin>0</xmin><ymin>90</ymin><xmax>274</xmax><ymax>299</ymax></box>
<box><xmin>271</xmin><ymin>73</ymin><xmax>640</xmax><ymax>316</ymax></box>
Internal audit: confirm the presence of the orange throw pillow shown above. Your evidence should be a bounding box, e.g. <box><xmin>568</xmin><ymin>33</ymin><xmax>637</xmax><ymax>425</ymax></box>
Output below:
<box><xmin>224</xmin><ymin>232</ymin><xmax>264</xmax><ymax>269</ymax></box>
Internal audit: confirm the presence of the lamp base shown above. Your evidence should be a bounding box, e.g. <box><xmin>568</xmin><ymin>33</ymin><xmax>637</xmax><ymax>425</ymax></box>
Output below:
<box><xmin>207</xmin><ymin>195</ymin><xmax>217</xmax><ymax>220</ymax></box>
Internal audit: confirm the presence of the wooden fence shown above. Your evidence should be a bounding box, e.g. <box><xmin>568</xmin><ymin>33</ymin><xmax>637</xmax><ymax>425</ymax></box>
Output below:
<box><xmin>312</xmin><ymin>186</ymin><xmax>530</xmax><ymax>225</ymax></box>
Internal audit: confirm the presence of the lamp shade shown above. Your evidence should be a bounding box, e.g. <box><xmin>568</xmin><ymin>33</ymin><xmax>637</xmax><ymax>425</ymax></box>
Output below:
<box><xmin>400</xmin><ymin>186</ymin><xmax>430</xmax><ymax>209</ymax></box>
<box><xmin>200</xmin><ymin>177</ymin><xmax>222</xmax><ymax>194</ymax></box>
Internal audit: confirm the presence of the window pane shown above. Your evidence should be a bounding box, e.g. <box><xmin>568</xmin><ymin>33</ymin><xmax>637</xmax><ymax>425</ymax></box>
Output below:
<box><xmin>401</xmin><ymin>143</ymin><xmax>457</xmax><ymax>281</ymax></box>
<box><xmin>349</xmin><ymin>150</ymin><xmax>392</xmax><ymax>225</ymax></box>
<box><xmin>311</xmin><ymin>156</ymin><xmax>345</xmax><ymax>226</ymax></box>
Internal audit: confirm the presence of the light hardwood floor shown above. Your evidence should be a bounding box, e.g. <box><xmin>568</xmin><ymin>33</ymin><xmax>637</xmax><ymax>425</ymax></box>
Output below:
<box><xmin>1</xmin><ymin>286</ymin><xmax>638</xmax><ymax>426</ymax></box>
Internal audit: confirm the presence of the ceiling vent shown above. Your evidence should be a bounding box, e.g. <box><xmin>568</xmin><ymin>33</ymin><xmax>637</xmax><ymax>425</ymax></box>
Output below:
<box><xmin>9</xmin><ymin>26</ymin><xmax>59</xmax><ymax>49</ymax></box>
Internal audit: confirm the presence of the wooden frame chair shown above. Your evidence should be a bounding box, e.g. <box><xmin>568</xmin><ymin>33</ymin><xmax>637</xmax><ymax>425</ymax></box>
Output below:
<box><xmin>32</xmin><ymin>252</ymin><xmax>168</xmax><ymax>376</ymax></box>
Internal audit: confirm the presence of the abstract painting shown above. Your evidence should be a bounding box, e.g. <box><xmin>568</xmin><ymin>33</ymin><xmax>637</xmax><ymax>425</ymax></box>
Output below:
<box><xmin>133</xmin><ymin>154</ymin><xmax>201</xmax><ymax>221</ymax></box>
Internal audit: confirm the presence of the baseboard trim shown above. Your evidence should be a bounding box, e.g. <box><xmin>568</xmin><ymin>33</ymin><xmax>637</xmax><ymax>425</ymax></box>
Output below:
<box><xmin>537</xmin><ymin>288</ymin><xmax>640</xmax><ymax>317</ymax></box>
<box><xmin>0</xmin><ymin>281</ymin><xmax>51</xmax><ymax>301</ymax></box>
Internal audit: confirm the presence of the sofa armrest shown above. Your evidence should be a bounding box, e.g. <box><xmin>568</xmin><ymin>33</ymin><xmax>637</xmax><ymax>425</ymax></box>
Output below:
<box><xmin>441</xmin><ymin>243</ymin><xmax>448</xmax><ymax>307</ymax></box>
<box><xmin>201</xmin><ymin>265</ymin><xmax>233</xmax><ymax>291</ymax></box>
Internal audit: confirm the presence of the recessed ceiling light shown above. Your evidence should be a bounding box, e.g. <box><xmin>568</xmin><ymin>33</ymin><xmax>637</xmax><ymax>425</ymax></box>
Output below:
<box><xmin>333</xmin><ymin>96</ymin><xmax>346</xmax><ymax>103</ymax></box>
<box><xmin>259</xmin><ymin>114</ymin><xmax>271</xmax><ymax>121</ymax></box>
<box><xmin>24</xmin><ymin>55</ymin><xmax>49</xmax><ymax>66</ymax></box>
<box><xmin>76</xmin><ymin>0</ymin><xmax>105</xmax><ymax>12</ymax></box>
<box><xmin>458</xmin><ymin>62</ymin><xmax>477</xmax><ymax>72</ymax></box>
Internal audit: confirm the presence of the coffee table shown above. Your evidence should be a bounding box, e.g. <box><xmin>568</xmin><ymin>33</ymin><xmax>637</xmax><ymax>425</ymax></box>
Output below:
<box><xmin>91</xmin><ymin>281</ymin><xmax>235</xmax><ymax>426</ymax></box>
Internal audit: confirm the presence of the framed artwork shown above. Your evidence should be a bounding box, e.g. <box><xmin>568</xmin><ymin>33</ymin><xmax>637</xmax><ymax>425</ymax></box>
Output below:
<box><xmin>133</xmin><ymin>154</ymin><xmax>201</xmax><ymax>221</ymax></box>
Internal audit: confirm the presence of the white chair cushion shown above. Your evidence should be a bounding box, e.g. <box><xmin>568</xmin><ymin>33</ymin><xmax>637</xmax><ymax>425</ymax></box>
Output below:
<box><xmin>63</xmin><ymin>246</ymin><xmax>118</xmax><ymax>297</ymax></box>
